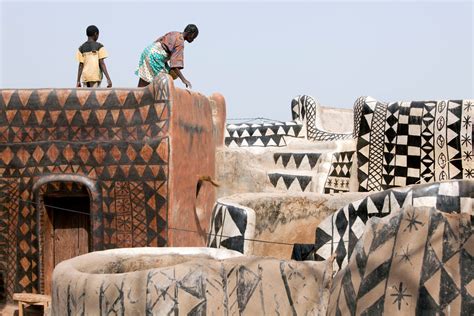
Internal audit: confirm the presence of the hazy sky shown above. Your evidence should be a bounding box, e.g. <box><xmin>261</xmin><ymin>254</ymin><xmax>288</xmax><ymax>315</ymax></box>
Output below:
<box><xmin>1</xmin><ymin>0</ymin><xmax>473</xmax><ymax>120</ymax></box>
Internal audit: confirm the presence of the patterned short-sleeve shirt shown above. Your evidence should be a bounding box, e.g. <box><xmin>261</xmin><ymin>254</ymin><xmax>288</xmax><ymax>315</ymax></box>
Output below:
<box><xmin>159</xmin><ymin>32</ymin><xmax>185</xmax><ymax>69</ymax></box>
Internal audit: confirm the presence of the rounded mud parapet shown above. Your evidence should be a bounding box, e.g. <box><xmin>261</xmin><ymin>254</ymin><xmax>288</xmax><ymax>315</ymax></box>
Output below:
<box><xmin>52</xmin><ymin>247</ymin><xmax>241</xmax><ymax>315</ymax></box>
<box><xmin>52</xmin><ymin>247</ymin><xmax>332</xmax><ymax>315</ymax></box>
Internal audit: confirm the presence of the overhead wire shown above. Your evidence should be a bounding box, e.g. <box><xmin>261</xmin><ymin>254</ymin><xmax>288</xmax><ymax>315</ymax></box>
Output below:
<box><xmin>10</xmin><ymin>196</ymin><xmax>299</xmax><ymax>247</ymax></box>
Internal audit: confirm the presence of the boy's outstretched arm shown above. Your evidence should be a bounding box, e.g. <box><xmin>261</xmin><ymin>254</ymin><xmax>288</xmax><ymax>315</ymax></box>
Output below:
<box><xmin>99</xmin><ymin>59</ymin><xmax>112</xmax><ymax>88</ymax></box>
<box><xmin>76</xmin><ymin>63</ymin><xmax>84</xmax><ymax>87</ymax></box>
<box><xmin>170</xmin><ymin>67</ymin><xmax>192</xmax><ymax>89</ymax></box>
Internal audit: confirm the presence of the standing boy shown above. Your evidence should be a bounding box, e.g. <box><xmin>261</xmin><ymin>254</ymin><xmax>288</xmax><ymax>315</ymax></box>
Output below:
<box><xmin>76</xmin><ymin>25</ymin><xmax>112</xmax><ymax>88</ymax></box>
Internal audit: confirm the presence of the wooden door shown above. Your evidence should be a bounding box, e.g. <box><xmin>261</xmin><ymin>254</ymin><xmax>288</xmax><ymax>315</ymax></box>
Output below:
<box><xmin>43</xmin><ymin>194</ymin><xmax>90</xmax><ymax>295</ymax></box>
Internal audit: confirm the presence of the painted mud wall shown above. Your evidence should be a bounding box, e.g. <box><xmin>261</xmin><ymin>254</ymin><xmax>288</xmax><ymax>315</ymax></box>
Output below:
<box><xmin>52</xmin><ymin>247</ymin><xmax>332</xmax><ymax>315</ymax></box>
<box><xmin>0</xmin><ymin>73</ymin><xmax>224</xmax><ymax>300</ymax></box>
<box><xmin>209</xmin><ymin>93</ymin><xmax>226</xmax><ymax>148</ymax></box>
<box><xmin>315</xmin><ymin>105</ymin><xmax>353</xmax><ymax>134</ymax></box>
<box><xmin>167</xmin><ymin>83</ymin><xmax>225</xmax><ymax>247</ymax></box>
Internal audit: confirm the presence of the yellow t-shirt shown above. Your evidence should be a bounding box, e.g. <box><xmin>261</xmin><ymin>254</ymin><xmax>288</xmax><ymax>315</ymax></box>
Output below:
<box><xmin>76</xmin><ymin>41</ymin><xmax>108</xmax><ymax>82</ymax></box>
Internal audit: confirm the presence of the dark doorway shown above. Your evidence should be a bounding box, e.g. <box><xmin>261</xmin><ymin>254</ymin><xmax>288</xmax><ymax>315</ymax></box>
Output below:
<box><xmin>41</xmin><ymin>184</ymin><xmax>91</xmax><ymax>295</ymax></box>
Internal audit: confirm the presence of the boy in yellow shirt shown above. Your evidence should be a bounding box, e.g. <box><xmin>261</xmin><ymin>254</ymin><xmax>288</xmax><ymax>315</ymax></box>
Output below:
<box><xmin>76</xmin><ymin>25</ymin><xmax>112</xmax><ymax>88</ymax></box>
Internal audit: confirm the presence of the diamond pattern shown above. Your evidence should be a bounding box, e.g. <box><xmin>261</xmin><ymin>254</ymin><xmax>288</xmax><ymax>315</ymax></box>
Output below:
<box><xmin>311</xmin><ymin>180</ymin><xmax>472</xmax><ymax>273</ymax></box>
<box><xmin>324</xmin><ymin>151</ymin><xmax>354</xmax><ymax>193</ymax></box>
<box><xmin>329</xmin><ymin>204</ymin><xmax>472</xmax><ymax>315</ymax></box>
<box><xmin>0</xmin><ymin>74</ymin><xmax>172</xmax><ymax>298</ymax></box>
<box><xmin>357</xmin><ymin>97</ymin><xmax>473</xmax><ymax>191</ymax></box>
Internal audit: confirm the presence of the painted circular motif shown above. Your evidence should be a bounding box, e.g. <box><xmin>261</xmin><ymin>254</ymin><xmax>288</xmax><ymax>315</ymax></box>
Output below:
<box><xmin>439</xmin><ymin>170</ymin><xmax>447</xmax><ymax>181</ymax></box>
<box><xmin>437</xmin><ymin>116</ymin><xmax>445</xmax><ymax>131</ymax></box>
<box><xmin>436</xmin><ymin>135</ymin><xmax>445</xmax><ymax>147</ymax></box>
<box><xmin>437</xmin><ymin>101</ymin><xmax>446</xmax><ymax>113</ymax></box>
<box><xmin>438</xmin><ymin>153</ymin><xmax>447</xmax><ymax>168</ymax></box>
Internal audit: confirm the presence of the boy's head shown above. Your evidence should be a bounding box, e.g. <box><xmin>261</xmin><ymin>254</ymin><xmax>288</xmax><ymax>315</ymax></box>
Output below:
<box><xmin>183</xmin><ymin>24</ymin><xmax>199</xmax><ymax>43</ymax></box>
<box><xmin>86</xmin><ymin>25</ymin><xmax>99</xmax><ymax>40</ymax></box>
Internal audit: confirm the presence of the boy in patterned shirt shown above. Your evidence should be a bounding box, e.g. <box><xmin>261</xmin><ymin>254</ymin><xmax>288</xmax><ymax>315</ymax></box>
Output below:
<box><xmin>76</xmin><ymin>25</ymin><xmax>112</xmax><ymax>88</ymax></box>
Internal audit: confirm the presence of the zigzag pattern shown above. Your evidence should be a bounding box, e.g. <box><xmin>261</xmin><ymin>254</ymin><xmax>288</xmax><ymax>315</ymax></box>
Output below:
<box><xmin>420</xmin><ymin>102</ymin><xmax>436</xmax><ymax>183</ymax></box>
<box><xmin>273</xmin><ymin>152</ymin><xmax>322</xmax><ymax>170</ymax></box>
<box><xmin>225</xmin><ymin>121</ymin><xmax>303</xmax><ymax>147</ymax></box>
<box><xmin>443</xmin><ymin>101</ymin><xmax>464</xmax><ymax>180</ymax></box>
<box><xmin>0</xmin><ymin>88</ymin><xmax>168</xmax><ymax>142</ymax></box>
<box><xmin>144</xmin><ymin>180</ymin><xmax>168</xmax><ymax>247</ymax></box>
<box><xmin>40</xmin><ymin>181</ymin><xmax>86</xmax><ymax>195</ymax></box>
<box><xmin>268</xmin><ymin>172</ymin><xmax>313</xmax><ymax>192</ymax></box>
<box><xmin>381</xmin><ymin>102</ymin><xmax>399</xmax><ymax>187</ymax></box>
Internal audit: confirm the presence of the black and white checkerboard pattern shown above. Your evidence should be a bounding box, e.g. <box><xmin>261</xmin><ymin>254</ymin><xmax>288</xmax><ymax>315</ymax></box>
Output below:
<box><xmin>357</xmin><ymin>97</ymin><xmax>473</xmax><ymax>192</ymax></box>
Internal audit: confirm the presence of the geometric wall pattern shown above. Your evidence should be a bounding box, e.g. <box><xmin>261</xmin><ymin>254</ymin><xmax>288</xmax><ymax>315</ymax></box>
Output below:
<box><xmin>0</xmin><ymin>179</ymin><xmax>19</xmax><ymax>301</ymax></box>
<box><xmin>0</xmin><ymin>73</ymin><xmax>171</xmax><ymax>298</ymax></box>
<box><xmin>324</xmin><ymin>151</ymin><xmax>355</xmax><ymax>193</ymax></box>
<box><xmin>268</xmin><ymin>152</ymin><xmax>324</xmax><ymax>192</ymax></box>
<box><xmin>312</xmin><ymin>180</ymin><xmax>473</xmax><ymax>273</ymax></box>
<box><xmin>52</xmin><ymin>251</ymin><xmax>330</xmax><ymax>315</ymax></box>
<box><xmin>328</xmin><ymin>205</ymin><xmax>473</xmax><ymax>315</ymax></box>
<box><xmin>357</xmin><ymin>97</ymin><xmax>473</xmax><ymax>192</ymax></box>
<box><xmin>291</xmin><ymin>95</ymin><xmax>353</xmax><ymax>141</ymax></box>
<box><xmin>101</xmin><ymin>181</ymin><xmax>167</xmax><ymax>249</ymax></box>
<box><xmin>207</xmin><ymin>202</ymin><xmax>250</xmax><ymax>254</ymax></box>
<box><xmin>267</xmin><ymin>172</ymin><xmax>313</xmax><ymax>192</ymax></box>
<box><xmin>273</xmin><ymin>152</ymin><xmax>322</xmax><ymax>170</ymax></box>
<box><xmin>225</xmin><ymin>121</ymin><xmax>303</xmax><ymax>147</ymax></box>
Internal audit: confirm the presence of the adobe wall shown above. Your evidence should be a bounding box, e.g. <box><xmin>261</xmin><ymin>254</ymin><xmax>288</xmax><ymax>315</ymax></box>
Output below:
<box><xmin>208</xmin><ymin>191</ymin><xmax>369</xmax><ymax>258</ymax></box>
<box><xmin>52</xmin><ymin>247</ymin><xmax>332</xmax><ymax>315</ymax></box>
<box><xmin>0</xmin><ymin>74</ymin><xmax>225</xmax><ymax>300</ymax></box>
<box><xmin>315</xmin><ymin>105</ymin><xmax>353</xmax><ymax>134</ymax></box>
<box><xmin>167</xmin><ymin>83</ymin><xmax>225</xmax><ymax>247</ymax></box>
<box><xmin>209</xmin><ymin>93</ymin><xmax>226</xmax><ymax>147</ymax></box>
